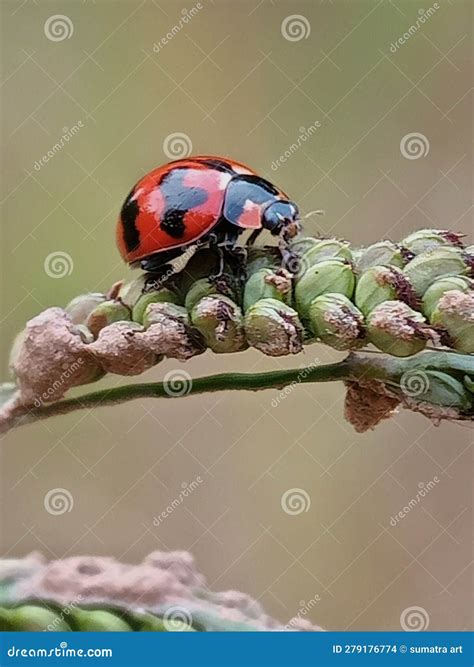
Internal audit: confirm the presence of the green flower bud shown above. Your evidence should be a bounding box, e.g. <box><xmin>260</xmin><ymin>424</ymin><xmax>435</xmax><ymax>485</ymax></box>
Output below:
<box><xmin>355</xmin><ymin>241</ymin><xmax>405</xmax><ymax>271</ymax></box>
<box><xmin>86</xmin><ymin>300</ymin><xmax>131</xmax><ymax>338</ymax></box>
<box><xmin>288</xmin><ymin>235</ymin><xmax>318</xmax><ymax>257</ymax></box>
<box><xmin>142</xmin><ymin>302</ymin><xmax>188</xmax><ymax>329</ymax></box>
<box><xmin>422</xmin><ymin>276</ymin><xmax>472</xmax><ymax>319</ymax></box>
<box><xmin>132</xmin><ymin>289</ymin><xmax>179</xmax><ymax>324</ymax></box>
<box><xmin>401</xmin><ymin>370</ymin><xmax>472</xmax><ymax>411</ymax></box>
<box><xmin>464</xmin><ymin>375</ymin><xmax>474</xmax><ymax>394</ymax></box>
<box><xmin>118</xmin><ymin>275</ymin><xmax>148</xmax><ymax>308</ymax></box>
<box><xmin>297</xmin><ymin>239</ymin><xmax>352</xmax><ymax>275</ymax></box>
<box><xmin>367</xmin><ymin>300</ymin><xmax>432</xmax><ymax>357</ymax></box>
<box><xmin>430</xmin><ymin>290</ymin><xmax>474</xmax><ymax>354</ymax></box>
<box><xmin>135</xmin><ymin>613</ymin><xmax>168</xmax><ymax>632</ymax></box>
<box><xmin>143</xmin><ymin>303</ymin><xmax>205</xmax><ymax>360</ymax></box>
<box><xmin>65</xmin><ymin>293</ymin><xmax>106</xmax><ymax>325</ymax></box>
<box><xmin>308</xmin><ymin>293</ymin><xmax>365</xmax><ymax>350</ymax></box>
<box><xmin>178</xmin><ymin>249</ymin><xmax>220</xmax><ymax>293</ymax></box>
<box><xmin>351</xmin><ymin>248</ymin><xmax>363</xmax><ymax>264</ymax></box>
<box><xmin>246</xmin><ymin>246</ymin><xmax>281</xmax><ymax>273</ymax></box>
<box><xmin>9</xmin><ymin>605</ymin><xmax>71</xmax><ymax>631</ymax></box>
<box><xmin>184</xmin><ymin>279</ymin><xmax>220</xmax><ymax>312</ymax></box>
<box><xmin>355</xmin><ymin>265</ymin><xmax>417</xmax><ymax>316</ymax></box>
<box><xmin>294</xmin><ymin>259</ymin><xmax>355</xmax><ymax>320</ymax></box>
<box><xmin>0</xmin><ymin>608</ymin><xmax>15</xmax><ymax>630</ymax></box>
<box><xmin>70</xmin><ymin>608</ymin><xmax>130</xmax><ymax>631</ymax></box>
<box><xmin>245</xmin><ymin>298</ymin><xmax>303</xmax><ymax>356</ymax></box>
<box><xmin>162</xmin><ymin>619</ymin><xmax>197</xmax><ymax>632</ymax></box>
<box><xmin>403</xmin><ymin>247</ymin><xmax>469</xmax><ymax>296</ymax></box>
<box><xmin>401</xmin><ymin>229</ymin><xmax>465</xmax><ymax>255</ymax></box>
<box><xmin>138</xmin><ymin>614</ymin><xmax>195</xmax><ymax>632</ymax></box>
<box><xmin>243</xmin><ymin>268</ymin><xmax>292</xmax><ymax>312</ymax></box>
<box><xmin>191</xmin><ymin>296</ymin><xmax>247</xmax><ymax>353</ymax></box>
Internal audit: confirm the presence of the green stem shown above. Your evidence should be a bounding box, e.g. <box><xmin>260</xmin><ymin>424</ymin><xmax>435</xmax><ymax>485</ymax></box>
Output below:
<box><xmin>1</xmin><ymin>358</ymin><xmax>356</xmax><ymax>434</ymax></box>
<box><xmin>1</xmin><ymin>351</ymin><xmax>471</xmax><ymax>435</ymax></box>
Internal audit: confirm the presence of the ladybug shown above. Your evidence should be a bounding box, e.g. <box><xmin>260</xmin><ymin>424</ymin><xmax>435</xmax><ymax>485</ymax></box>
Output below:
<box><xmin>116</xmin><ymin>155</ymin><xmax>300</xmax><ymax>275</ymax></box>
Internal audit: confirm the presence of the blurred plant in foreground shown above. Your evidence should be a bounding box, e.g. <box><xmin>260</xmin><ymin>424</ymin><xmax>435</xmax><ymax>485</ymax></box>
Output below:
<box><xmin>0</xmin><ymin>551</ymin><xmax>322</xmax><ymax>632</ymax></box>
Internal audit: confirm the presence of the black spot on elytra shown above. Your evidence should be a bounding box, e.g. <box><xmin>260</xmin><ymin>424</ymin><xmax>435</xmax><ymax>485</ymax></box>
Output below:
<box><xmin>158</xmin><ymin>168</ymin><xmax>209</xmax><ymax>238</ymax></box>
<box><xmin>160</xmin><ymin>208</ymin><xmax>187</xmax><ymax>238</ymax></box>
<box><xmin>120</xmin><ymin>186</ymin><xmax>140</xmax><ymax>252</ymax></box>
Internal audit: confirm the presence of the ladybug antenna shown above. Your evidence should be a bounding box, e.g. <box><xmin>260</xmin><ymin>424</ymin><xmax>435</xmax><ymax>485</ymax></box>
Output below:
<box><xmin>302</xmin><ymin>209</ymin><xmax>325</xmax><ymax>220</ymax></box>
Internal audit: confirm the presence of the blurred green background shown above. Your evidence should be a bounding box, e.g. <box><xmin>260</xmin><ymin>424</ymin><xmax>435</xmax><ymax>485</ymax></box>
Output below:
<box><xmin>1</xmin><ymin>0</ymin><xmax>472</xmax><ymax>630</ymax></box>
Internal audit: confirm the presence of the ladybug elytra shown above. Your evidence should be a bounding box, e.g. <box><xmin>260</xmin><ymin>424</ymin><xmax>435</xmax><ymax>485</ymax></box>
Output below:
<box><xmin>116</xmin><ymin>155</ymin><xmax>300</xmax><ymax>274</ymax></box>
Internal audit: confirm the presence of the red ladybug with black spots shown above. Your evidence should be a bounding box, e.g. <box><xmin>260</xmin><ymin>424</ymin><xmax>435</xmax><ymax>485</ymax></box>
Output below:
<box><xmin>116</xmin><ymin>155</ymin><xmax>300</xmax><ymax>275</ymax></box>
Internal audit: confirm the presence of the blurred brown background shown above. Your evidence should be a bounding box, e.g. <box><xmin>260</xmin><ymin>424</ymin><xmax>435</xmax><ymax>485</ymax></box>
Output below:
<box><xmin>1</xmin><ymin>0</ymin><xmax>472</xmax><ymax>630</ymax></box>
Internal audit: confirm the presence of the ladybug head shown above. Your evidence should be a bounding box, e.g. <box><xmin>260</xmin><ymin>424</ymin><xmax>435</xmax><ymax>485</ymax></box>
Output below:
<box><xmin>262</xmin><ymin>201</ymin><xmax>299</xmax><ymax>236</ymax></box>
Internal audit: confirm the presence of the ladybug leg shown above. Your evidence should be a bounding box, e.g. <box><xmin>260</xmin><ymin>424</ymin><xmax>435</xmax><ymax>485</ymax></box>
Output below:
<box><xmin>140</xmin><ymin>248</ymin><xmax>183</xmax><ymax>272</ymax></box>
<box><xmin>221</xmin><ymin>227</ymin><xmax>248</xmax><ymax>283</ymax></box>
<box><xmin>140</xmin><ymin>248</ymin><xmax>188</xmax><ymax>287</ymax></box>
<box><xmin>206</xmin><ymin>231</ymin><xmax>227</xmax><ymax>282</ymax></box>
<box><xmin>225</xmin><ymin>245</ymin><xmax>248</xmax><ymax>288</ymax></box>
<box><xmin>216</xmin><ymin>246</ymin><xmax>226</xmax><ymax>279</ymax></box>
<box><xmin>278</xmin><ymin>233</ymin><xmax>300</xmax><ymax>275</ymax></box>
<box><xmin>207</xmin><ymin>245</ymin><xmax>241</xmax><ymax>297</ymax></box>
<box><xmin>208</xmin><ymin>225</ymin><xmax>247</xmax><ymax>288</ymax></box>
<box><xmin>246</xmin><ymin>229</ymin><xmax>262</xmax><ymax>246</ymax></box>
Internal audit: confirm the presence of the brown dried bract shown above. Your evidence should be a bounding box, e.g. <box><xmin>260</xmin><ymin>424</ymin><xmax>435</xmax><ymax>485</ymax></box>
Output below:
<box><xmin>88</xmin><ymin>322</ymin><xmax>157</xmax><ymax>375</ymax></box>
<box><xmin>11</xmin><ymin>308</ymin><xmax>101</xmax><ymax>405</ymax></box>
<box><xmin>9</xmin><ymin>550</ymin><xmax>324</xmax><ymax>631</ymax></box>
<box><xmin>344</xmin><ymin>380</ymin><xmax>400</xmax><ymax>433</ymax></box>
<box><xmin>264</xmin><ymin>268</ymin><xmax>292</xmax><ymax>295</ymax></box>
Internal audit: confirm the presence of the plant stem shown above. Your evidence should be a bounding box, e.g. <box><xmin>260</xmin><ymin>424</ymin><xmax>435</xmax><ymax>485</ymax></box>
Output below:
<box><xmin>1</xmin><ymin>358</ymin><xmax>355</xmax><ymax>435</ymax></box>
<box><xmin>1</xmin><ymin>351</ymin><xmax>472</xmax><ymax>436</ymax></box>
